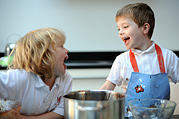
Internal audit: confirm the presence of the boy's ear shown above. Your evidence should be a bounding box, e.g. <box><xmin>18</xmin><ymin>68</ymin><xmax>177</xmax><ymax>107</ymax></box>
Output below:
<box><xmin>142</xmin><ymin>23</ymin><xmax>150</xmax><ymax>34</ymax></box>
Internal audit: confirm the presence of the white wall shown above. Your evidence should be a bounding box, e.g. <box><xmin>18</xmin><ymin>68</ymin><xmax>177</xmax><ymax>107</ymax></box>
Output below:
<box><xmin>0</xmin><ymin>0</ymin><xmax>179</xmax><ymax>52</ymax></box>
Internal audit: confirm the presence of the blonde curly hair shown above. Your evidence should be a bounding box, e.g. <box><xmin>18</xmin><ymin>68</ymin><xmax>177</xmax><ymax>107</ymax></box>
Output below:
<box><xmin>8</xmin><ymin>27</ymin><xmax>66</xmax><ymax>79</ymax></box>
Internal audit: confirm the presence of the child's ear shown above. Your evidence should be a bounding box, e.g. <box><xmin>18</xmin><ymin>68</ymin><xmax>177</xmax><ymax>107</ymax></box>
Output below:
<box><xmin>142</xmin><ymin>23</ymin><xmax>150</xmax><ymax>34</ymax></box>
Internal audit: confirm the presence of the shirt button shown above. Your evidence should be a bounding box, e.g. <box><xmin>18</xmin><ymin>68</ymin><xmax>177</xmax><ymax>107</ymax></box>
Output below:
<box><xmin>144</xmin><ymin>60</ymin><xmax>147</xmax><ymax>64</ymax></box>
<box><xmin>46</xmin><ymin>101</ymin><xmax>50</xmax><ymax>104</ymax></box>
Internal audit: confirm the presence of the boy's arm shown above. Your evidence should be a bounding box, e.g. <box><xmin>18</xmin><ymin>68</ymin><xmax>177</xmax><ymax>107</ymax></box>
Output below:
<box><xmin>99</xmin><ymin>80</ymin><xmax>116</xmax><ymax>90</ymax></box>
<box><xmin>20</xmin><ymin>112</ymin><xmax>64</xmax><ymax>119</ymax></box>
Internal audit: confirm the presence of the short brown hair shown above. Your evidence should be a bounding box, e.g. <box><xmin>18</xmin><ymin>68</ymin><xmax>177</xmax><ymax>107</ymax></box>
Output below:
<box><xmin>116</xmin><ymin>3</ymin><xmax>155</xmax><ymax>39</ymax></box>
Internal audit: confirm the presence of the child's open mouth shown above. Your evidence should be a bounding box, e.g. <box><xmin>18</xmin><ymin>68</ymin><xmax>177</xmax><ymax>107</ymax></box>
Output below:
<box><xmin>63</xmin><ymin>56</ymin><xmax>68</xmax><ymax>69</ymax></box>
<box><xmin>123</xmin><ymin>37</ymin><xmax>130</xmax><ymax>44</ymax></box>
<box><xmin>124</xmin><ymin>37</ymin><xmax>130</xmax><ymax>40</ymax></box>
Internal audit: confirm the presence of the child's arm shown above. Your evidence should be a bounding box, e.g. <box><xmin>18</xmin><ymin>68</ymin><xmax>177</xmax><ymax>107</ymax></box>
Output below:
<box><xmin>99</xmin><ymin>80</ymin><xmax>116</xmax><ymax>90</ymax></box>
<box><xmin>0</xmin><ymin>70</ymin><xmax>28</xmax><ymax>99</ymax></box>
<box><xmin>20</xmin><ymin>112</ymin><xmax>63</xmax><ymax>119</ymax></box>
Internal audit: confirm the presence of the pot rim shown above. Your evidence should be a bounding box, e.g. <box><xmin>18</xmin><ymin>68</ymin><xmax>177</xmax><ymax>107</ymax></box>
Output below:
<box><xmin>63</xmin><ymin>90</ymin><xmax>126</xmax><ymax>102</ymax></box>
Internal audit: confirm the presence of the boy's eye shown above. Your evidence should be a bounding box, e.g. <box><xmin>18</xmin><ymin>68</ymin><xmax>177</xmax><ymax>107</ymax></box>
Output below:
<box><xmin>124</xmin><ymin>26</ymin><xmax>129</xmax><ymax>28</ymax></box>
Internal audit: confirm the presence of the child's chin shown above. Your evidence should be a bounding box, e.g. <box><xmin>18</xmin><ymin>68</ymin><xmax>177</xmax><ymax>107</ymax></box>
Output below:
<box><xmin>125</xmin><ymin>46</ymin><xmax>130</xmax><ymax>50</ymax></box>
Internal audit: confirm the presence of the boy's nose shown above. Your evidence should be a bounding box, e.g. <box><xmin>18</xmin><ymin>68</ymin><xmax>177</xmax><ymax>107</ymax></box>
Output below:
<box><xmin>119</xmin><ymin>29</ymin><xmax>124</xmax><ymax>35</ymax></box>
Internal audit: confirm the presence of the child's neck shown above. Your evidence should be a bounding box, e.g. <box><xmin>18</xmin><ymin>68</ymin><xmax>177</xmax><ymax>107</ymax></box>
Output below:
<box><xmin>133</xmin><ymin>39</ymin><xmax>152</xmax><ymax>51</ymax></box>
<box><xmin>43</xmin><ymin>76</ymin><xmax>56</xmax><ymax>90</ymax></box>
<box><xmin>142</xmin><ymin>40</ymin><xmax>152</xmax><ymax>51</ymax></box>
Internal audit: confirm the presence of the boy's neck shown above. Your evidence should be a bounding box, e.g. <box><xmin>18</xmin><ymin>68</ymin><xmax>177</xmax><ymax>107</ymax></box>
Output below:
<box><xmin>133</xmin><ymin>39</ymin><xmax>152</xmax><ymax>51</ymax></box>
<box><xmin>142</xmin><ymin>40</ymin><xmax>153</xmax><ymax>51</ymax></box>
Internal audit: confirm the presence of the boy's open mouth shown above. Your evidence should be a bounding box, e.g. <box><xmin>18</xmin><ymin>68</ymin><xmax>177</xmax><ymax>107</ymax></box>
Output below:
<box><xmin>123</xmin><ymin>37</ymin><xmax>130</xmax><ymax>40</ymax></box>
<box><xmin>122</xmin><ymin>37</ymin><xmax>130</xmax><ymax>44</ymax></box>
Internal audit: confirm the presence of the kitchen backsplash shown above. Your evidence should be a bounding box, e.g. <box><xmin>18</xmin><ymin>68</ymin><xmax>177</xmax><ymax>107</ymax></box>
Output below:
<box><xmin>1</xmin><ymin>51</ymin><xmax>179</xmax><ymax>69</ymax></box>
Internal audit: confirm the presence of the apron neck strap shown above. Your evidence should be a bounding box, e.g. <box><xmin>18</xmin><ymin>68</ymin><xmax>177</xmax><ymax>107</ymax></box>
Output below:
<box><xmin>129</xmin><ymin>44</ymin><xmax>165</xmax><ymax>73</ymax></box>
<box><xmin>155</xmin><ymin>44</ymin><xmax>166</xmax><ymax>73</ymax></box>
<box><xmin>129</xmin><ymin>50</ymin><xmax>139</xmax><ymax>72</ymax></box>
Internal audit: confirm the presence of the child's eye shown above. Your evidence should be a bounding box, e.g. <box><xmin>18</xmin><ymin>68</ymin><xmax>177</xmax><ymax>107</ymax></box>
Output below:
<box><xmin>124</xmin><ymin>26</ymin><xmax>129</xmax><ymax>28</ymax></box>
<box><xmin>57</xmin><ymin>42</ymin><xmax>63</xmax><ymax>47</ymax></box>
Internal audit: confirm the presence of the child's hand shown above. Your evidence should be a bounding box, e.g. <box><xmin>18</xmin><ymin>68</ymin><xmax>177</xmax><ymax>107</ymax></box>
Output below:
<box><xmin>19</xmin><ymin>115</ymin><xmax>35</xmax><ymax>119</ymax></box>
<box><xmin>19</xmin><ymin>112</ymin><xmax>64</xmax><ymax>119</ymax></box>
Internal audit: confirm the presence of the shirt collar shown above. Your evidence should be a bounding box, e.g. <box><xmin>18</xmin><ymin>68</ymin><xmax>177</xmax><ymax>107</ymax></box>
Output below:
<box><xmin>35</xmin><ymin>75</ymin><xmax>46</xmax><ymax>88</ymax></box>
<box><xmin>54</xmin><ymin>76</ymin><xmax>61</xmax><ymax>87</ymax></box>
<box><xmin>131</xmin><ymin>41</ymin><xmax>155</xmax><ymax>55</ymax></box>
<box><xmin>35</xmin><ymin>75</ymin><xmax>61</xmax><ymax>88</ymax></box>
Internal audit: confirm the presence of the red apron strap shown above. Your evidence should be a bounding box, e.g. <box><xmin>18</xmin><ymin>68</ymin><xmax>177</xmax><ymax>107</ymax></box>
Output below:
<box><xmin>155</xmin><ymin>44</ymin><xmax>166</xmax><ymax>73</ymax></box>
<box><xmin>129</xmin><ymin>49</ymin><xmax>139</xmax><ymax>72</ymax></box>
<box><xmin>129</xmin><ymin>44</ymin><xmax>165</xmax><ymax>73</ymax></box>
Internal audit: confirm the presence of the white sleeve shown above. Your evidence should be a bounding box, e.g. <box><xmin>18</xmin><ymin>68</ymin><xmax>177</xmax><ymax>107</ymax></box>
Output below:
<box><xmin>53</xmin><ymin>71</ymin><xmax>73</xmax><ymax>116</ymax></box>
<box><xmin>107</xmin><ymin>55</ymin><xmax>123</xmax><ymax>86</ymax></box>
<box><xmin>0</xmin><ymin>69</ymin><xmax>28</xmax><ymax>100</ymax></box>
<box><xmin>166</xmin><ymin>51</ymin><xmax>179</xmax><ymax>83</ymax></box>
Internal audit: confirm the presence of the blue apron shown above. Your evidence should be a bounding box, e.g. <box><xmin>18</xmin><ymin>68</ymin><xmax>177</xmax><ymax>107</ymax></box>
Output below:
<box><xmin>125</xmin><ymin>44</ymin><xmax>170</xmax><ymax>118</ymax></box>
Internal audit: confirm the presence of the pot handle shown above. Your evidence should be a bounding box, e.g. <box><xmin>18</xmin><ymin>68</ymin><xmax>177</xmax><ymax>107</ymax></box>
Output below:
<box><xmin>77</xmin><ymin>105</ymin><xmax>105</xmax><ymax>111</ymax></box>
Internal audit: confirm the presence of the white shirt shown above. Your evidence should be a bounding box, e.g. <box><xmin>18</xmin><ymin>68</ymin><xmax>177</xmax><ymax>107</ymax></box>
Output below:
<box><xmin>107</xmin><ymin>42</ymin><xmax>179</xmax><ymax>93</ymax></box>
<box><xmin>0</xmin><ymin>69</ymin><xmax>72</xmax><ymax>116</ymax></box>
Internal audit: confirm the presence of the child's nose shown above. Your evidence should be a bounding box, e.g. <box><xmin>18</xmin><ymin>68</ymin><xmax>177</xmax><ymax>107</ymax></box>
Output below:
<box><xmin>119</xmin><ymin>29</ymin><xmax>124</xmax><ymax>35</ymax></box>
<box><xmin>66</xmin><ymin>48</ymin><xmax>69</xmax><ymax>54</ymax></box>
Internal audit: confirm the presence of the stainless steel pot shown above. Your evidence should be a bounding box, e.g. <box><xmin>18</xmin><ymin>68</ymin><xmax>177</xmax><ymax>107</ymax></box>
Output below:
<box><xmin>63</xmin><ymin>90</ymin><xmax>126</xmax><ymax>119</ymax></box>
